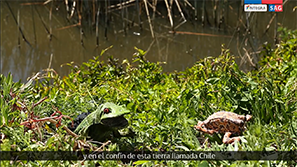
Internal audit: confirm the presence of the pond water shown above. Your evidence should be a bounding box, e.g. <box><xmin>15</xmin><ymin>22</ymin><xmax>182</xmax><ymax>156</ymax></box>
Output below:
<box><xmin>1</xmin><ymin>1</ymin><xmax>296</xmax><ymax>82</ymax></box>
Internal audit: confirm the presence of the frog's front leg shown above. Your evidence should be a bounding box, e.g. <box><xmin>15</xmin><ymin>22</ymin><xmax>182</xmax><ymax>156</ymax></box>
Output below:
<box><xmin>223</xmin><ymin>132</ymin><xmax>241</xmax><ymax>144</ymax></box>
<box><xmin>113</xmin><ymin>128</ymin><xmax>135</xmax><ymax>138</ymax></box>
<box><xmin>194</xmin><ymin>121</ymin><xmax>215</xmax><ymax>135</ymax></box>
<box><xmin>112</xmin><ymin>130</ymin><xmax>122</xmax><ymax>138</ymax></box>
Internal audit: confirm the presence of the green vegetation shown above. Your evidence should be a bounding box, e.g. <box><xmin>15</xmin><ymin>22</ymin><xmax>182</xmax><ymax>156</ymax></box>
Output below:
<box><xmin>1</xmin><ymin>28</ymin><xmax>296</xmax><ymax>166</ymax></box>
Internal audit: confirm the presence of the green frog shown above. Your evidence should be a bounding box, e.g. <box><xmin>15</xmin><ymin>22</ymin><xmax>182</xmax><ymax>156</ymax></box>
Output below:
<box><xmin>69</xmin><ymin>102</ymin><xmax>133</xmax><ymax>142</ymax></box>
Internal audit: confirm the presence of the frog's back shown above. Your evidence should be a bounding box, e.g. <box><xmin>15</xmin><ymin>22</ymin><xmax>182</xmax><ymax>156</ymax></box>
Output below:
<box><xmin>203</xmin><ymin>111</ymin><xmax>247</xmax><ymax>134</ymax></box>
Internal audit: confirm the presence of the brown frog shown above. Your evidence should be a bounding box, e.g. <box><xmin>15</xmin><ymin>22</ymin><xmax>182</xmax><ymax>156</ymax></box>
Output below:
<box><xmin>194</xmin><ymin>111</ymin><xmax>252</xmax><ymax>144</ymax></box>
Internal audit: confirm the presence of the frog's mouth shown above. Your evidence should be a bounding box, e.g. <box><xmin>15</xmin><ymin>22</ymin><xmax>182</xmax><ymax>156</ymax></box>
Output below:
<box><xmin>101</xmin><ymin>115</ymin><xmax>128</xmax><ymax>129</ymax></box>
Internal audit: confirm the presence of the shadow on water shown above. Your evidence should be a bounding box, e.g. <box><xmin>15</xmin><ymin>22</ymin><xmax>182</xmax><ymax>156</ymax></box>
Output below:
<box><xmin>1</xmin><ymin>1</ymin><xmax>296</xmax><ymax>82</ymax></box>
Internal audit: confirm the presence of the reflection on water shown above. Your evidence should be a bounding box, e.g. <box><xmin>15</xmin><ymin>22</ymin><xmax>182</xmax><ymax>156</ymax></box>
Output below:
<box><xmin>1</xmin><ymin>1</ymin><xmax>296</xmax><ymax>82</ymax></box>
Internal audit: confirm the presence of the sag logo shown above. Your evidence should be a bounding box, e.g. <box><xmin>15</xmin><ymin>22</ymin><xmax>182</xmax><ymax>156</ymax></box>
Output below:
<box><xmin>246</xmin><ymin>5</ymin><xmax>250</xmax><ymax>10</ymax></box>
<box><xmin>269</xmin><ymin>5</ymin><xmax>283</xmax><ymax>12</ymax></box>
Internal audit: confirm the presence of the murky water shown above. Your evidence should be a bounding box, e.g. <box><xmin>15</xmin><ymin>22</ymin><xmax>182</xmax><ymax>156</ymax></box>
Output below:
<box><xmin>1</xmin><ymin>1</ymin><xmax>296</xmax><ymax>82</ymax></box>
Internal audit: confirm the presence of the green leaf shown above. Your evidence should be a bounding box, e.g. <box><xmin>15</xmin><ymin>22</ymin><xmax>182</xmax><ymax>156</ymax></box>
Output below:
<box><xmin>133</xmin><ymin>160</ymin><xmax>150</xmax><ymax>165</ymax></box>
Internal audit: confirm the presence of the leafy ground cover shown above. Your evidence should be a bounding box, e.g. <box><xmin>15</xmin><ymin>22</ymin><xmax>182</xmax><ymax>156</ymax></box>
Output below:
<box><xmin>1</xmin><ymin>28</ymin><xmax>297</xmax><ymax>166</ymax></box>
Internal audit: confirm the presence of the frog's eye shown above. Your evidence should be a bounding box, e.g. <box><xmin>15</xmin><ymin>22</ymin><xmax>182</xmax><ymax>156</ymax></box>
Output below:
<box><xmin>104</xmin><ymin>108</ymin><xmax>111</xmax><ymax>114</ymax></box>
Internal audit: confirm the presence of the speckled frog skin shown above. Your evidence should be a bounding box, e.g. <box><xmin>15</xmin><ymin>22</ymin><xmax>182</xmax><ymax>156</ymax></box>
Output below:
<box><xmin>194</xmin><ymin>111</ymin><xmax>252</xmax><ymax>144</ymax></box>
